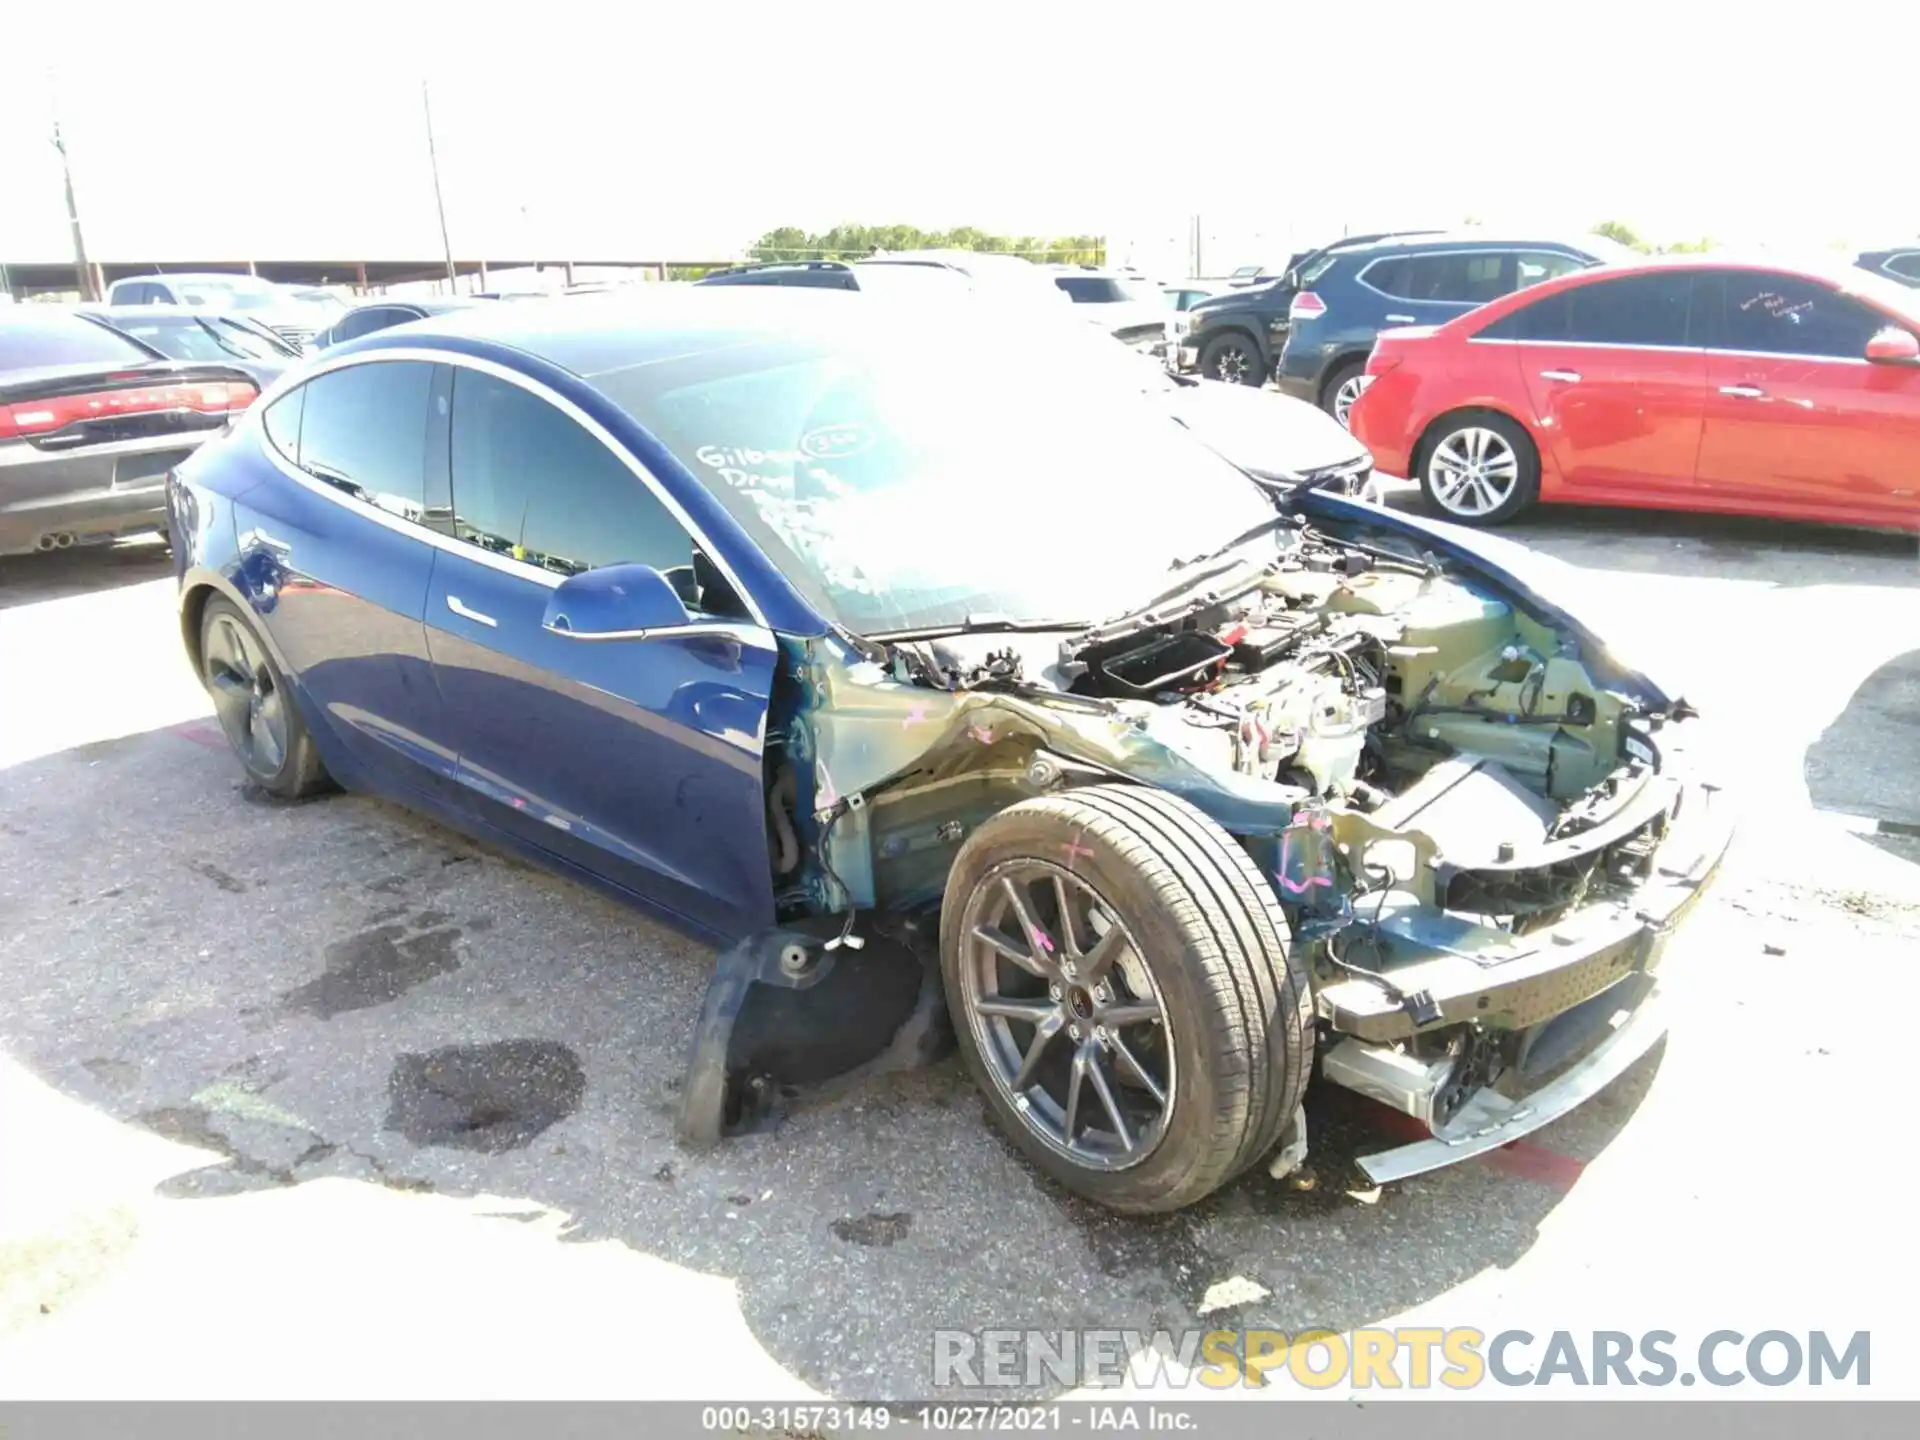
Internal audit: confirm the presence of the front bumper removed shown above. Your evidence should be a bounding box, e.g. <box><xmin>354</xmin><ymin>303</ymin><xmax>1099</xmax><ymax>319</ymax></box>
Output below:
<box><xmin>1320</xmin><ymin>761</ymin><xmax>1732</xmax><ymax>1186</ymax></box>
<box><xmin>1335</xmin><ymin>976</ymin><xmax>1671</xmax><ymax>1184</ymax></box>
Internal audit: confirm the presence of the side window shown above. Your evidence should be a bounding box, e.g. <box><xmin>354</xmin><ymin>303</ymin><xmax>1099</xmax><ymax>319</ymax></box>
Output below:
<box><xmin>1716</xmin><ymin>273</ymin><xmax>1884</xmax><ymax>358</ymax></box>
<box><xmin>1478</xmin><ymin>274</ymin><xmax>1693</xmax><ymax>346</ymax></box>
<box><xmin>111</xmin><ymin>281</ymin><xmax>146</xmax><ymax>305</ymax></box>
<box><xmin>1388</xmin><ymin>253</ymin><xmax>1512</xmax><ymax>304</ymax></box>
<box><xmin>295</xmin><ymin>360</ymin><xmax>439</xmax><ymax>521</ymax></box>
<box><xmin>447</xmin><ymin>369</ymin><xmax>701</xmax><ymax>587</ymax></box>
<box><xmin>1361</xmin><ymin>257</ymin><xmax>1410</xmax><ymax>298</ymax></box>
<box><xmin>1515</xmin><ymin>251</ymin><xmax>1590</xmax><ymax>291</ymax></box>
<box><xmin>1883</xmin><ymin>253</ymin><xmax>1920</xmax><ymax>282</ymax></box>
<box><xmin>262</xmin><ymin>387</ymin><xmax>303</xmax><ymax>462</ymax></box>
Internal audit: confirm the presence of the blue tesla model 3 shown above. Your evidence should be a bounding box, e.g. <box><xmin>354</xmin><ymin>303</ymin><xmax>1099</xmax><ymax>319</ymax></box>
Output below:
<box><xmin>167</xmin><ymin>288</ymin><xmax>1726</xmax><ymax>1213</ymax></box>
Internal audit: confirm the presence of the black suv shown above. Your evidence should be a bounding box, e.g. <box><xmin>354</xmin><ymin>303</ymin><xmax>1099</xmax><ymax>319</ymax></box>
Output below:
<box><xmin>1177</xmin><ymin>231</ymin><xmax>1444</xmax><ymax>386</ymax></box>
<box><xmin>1857</xmin><ymin>247</ymin><xmax>1920</xmax><ymax>289</ymax></box>
<box><xmin>1274</xmin><ymin>234</ymin><xmax>1618</xmax><ymax>424</ymax></box>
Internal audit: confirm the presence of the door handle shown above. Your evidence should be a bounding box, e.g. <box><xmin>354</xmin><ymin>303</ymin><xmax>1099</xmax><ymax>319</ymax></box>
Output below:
<box><xmin>445</xmin><ymin>594</ymin><xmax>497</xmax><ymax>628</ymax></box>
<box><xmin>1540</xmin><ymin>369</ymin><xmax>1581</xmax><ymax>383</ymax></box>
<box><xmin>1385</xmin><ymin>313</ymin><xmax>1417</xmax><ymax>324</ymax></box>
<box><xmin>1718</xmin><ymin>384</ymin><xmax>1765</xmax><ymax>399</ymax></box>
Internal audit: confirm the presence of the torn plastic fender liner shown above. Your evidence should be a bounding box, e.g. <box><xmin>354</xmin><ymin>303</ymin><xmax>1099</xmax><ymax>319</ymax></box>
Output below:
<box><xmin>677</xmin><ymin>919</ymin><xmax>953</xmax><ymax>1147</ymax></box>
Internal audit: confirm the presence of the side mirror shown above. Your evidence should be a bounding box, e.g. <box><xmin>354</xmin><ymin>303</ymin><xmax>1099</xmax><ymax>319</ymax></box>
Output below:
<box><xmin>541</xmin><ymin>563</ymin><xmax>692</xmax><ymax>640</ymax></box>
<box><xmin>1866</xmin><ymin>326</ymin><xmax>1920</xmax><ymax>364</ymax></box>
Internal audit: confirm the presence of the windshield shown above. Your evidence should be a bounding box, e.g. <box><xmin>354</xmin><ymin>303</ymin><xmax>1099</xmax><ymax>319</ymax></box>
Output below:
<box><xmin>1843</xmin><ymin>266</ymin><xmax>1920</xmax><ymax>326</ymax></box>
<box><xmin>592</xmin><ymin>325</ymin><xmax>1275</xmax><ymax>635</ymax></box>
<box><xmin>1054</xmin><ymin>275</ymin><xmax>1157</xmax><ymax>304</ymax></box>
<box><xmin>103</xmin><ymin>314</ymin><xmax>239</xmax><ymax>362</ymax></box>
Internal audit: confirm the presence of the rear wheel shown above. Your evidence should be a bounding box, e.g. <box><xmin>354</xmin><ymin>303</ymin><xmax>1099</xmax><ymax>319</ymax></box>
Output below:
<box><xmin>1199</xmin><ymin>332</ymin><xmax>1264</xmax><ymax>387</ymax></box>
<box><xmin>1417</xmin><ymin>411</ymin><xmax>1540</xmax><ymax>525</ymax></box>
<box><xmin>1322</xmin><ymin>359</ymin><xmax>1367</xmax><ymax>428</ymax></box>
<box><xmin>199</xmin><ymin>596</ymin><xmax>330</xmax><ymax>799</ymax></box>
<box><xmin>941</xmin><ymin>784</ymin><xmax>1311</xmax><ymax>1213</ymax></box>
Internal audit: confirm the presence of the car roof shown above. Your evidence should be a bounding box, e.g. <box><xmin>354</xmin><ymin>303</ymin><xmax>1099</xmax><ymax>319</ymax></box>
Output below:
<box><xmin>344</xmin><ymin>297</ymin><xmax>475</xmax><ymax>314</ymax></box>
<box><xmin>342</xmin><ymin>284</ymin><xmax>983</xmax><ymax>379</ymax></box>
<box><xmin>114</xmin><ymin>272</ymin><xmax>277</xmax><ymax>286</ymax></box>
<box><xmin>1321</xmin><ymin>232</ymin><xmax>1606</xmax><ymax>260</ymax></box>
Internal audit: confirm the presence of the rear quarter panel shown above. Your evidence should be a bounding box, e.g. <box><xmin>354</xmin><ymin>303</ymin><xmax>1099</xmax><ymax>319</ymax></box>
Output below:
<box><xmin>1352</xmin><ymin>333</ymin><xmax>1536</xmax><ymax>480</ymax></box>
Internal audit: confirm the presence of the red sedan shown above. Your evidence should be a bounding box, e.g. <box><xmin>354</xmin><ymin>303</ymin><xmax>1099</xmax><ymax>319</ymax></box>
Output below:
<box><xmin>1347</xmin><ymin>256</ymin><xmax>1920</xmax><ymax>530</ymax></box>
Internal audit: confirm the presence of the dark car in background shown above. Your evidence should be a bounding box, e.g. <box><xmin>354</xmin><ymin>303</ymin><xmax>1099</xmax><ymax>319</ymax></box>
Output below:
<box><xmin>1275</xmin><ymin>234</ymin><xmax>1626</xmax><ymax>425</ymax></box>
<box><xmin>310</xmin><ymin>298</ymin><xmax>484</xmax><ymax>350</ymax></box>
<box><xmin>1857</xmin><ymin>247</ymin><xmax>1920</xmax><ymax>289</ymax></box>
<box><xmin>1</xmin><ymin>309</ymin><xmax>259</xmax><ymax>557</ymax></box>
<box><xmin>697</xmin><ymin>260</ymin><xmax>972</xmax><ymax>295</ymax></box>
<box><xmin>1177</xmin><ymin>231</ymin><xmax>1446</xmax><ymax>387</ymax></box>
<box><xmin>81</xmin><ymin>306</ymin><xmax>300</xmax><ymax>389</ymax></box>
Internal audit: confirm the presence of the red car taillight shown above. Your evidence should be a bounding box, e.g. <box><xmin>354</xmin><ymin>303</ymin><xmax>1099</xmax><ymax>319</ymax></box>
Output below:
<box><xmin>1289</xmin><ymin>291</ymin><xmax>1326</xmax><ymax>320</ymax></box>
<box><xmin>0</xmin><ymin>378</ymin><xmax>259</xmax><ymax>438</ymax></box>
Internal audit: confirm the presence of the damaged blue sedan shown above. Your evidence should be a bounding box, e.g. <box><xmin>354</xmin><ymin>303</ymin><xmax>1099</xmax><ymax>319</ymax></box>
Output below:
<box><xmin>167</xmin><ymin>289</ymin><xmax>1730</xmax><ymax>1213</ymax></box>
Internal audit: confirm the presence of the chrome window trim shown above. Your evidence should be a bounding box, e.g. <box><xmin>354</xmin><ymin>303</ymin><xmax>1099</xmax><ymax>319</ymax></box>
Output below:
<box><xmin>1354</xmin><ymin>247</ymin><xmax>1589</xmax><ymax>305</ymax></box>
<box><xmin>543</xmin><ymin>619</ymin><xmax>774</xmax><ymax>647</ymax></box>
<box><xmin>244</xmin><ymin>347</ymin><xmax>772</xmax><ymax>627</ymax></box>
<box><xmin>1466</xmin><ymin>336</ymin><xmax>1871</xmax><ymax>365</ymax></box>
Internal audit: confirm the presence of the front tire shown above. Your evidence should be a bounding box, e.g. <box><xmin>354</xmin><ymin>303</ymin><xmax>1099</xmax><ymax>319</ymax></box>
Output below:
<box><xmin>1417</xmin><ymin>411</ymin><xmax>1540</xmax><ymax>525</ymax></box>
<box><xmin>1198</xmin><ymin>332</ymin><xmax>1264</xmax><ymax>387</ymax></box>
<box><xmin>199</xmin><ymin>596</ymin><xmax>330</xmax><ymax>799</ymax></box>
<box><xmin>941</xmin><ymin>784</ymin><xmax>1311</xmax><ymax>1213</ymax></box>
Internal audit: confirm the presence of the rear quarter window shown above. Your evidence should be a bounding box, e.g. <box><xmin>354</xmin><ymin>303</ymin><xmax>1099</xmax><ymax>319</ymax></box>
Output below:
<box><xmin>0</xmin><ymin>313</ymin><xmax>155</xmax><ymax>372</ymax></box>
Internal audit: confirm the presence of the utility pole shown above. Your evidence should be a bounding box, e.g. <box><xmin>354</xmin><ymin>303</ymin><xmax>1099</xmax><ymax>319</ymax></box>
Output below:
<box><xmin>422</xmin><ymin>80</ymin><xmax>457</xmax><ymax>290</ymax></box>
<box><xmin>50</xmin><ymin>73</ymin><xmax>97</xmax><ymax>301</ymax></box>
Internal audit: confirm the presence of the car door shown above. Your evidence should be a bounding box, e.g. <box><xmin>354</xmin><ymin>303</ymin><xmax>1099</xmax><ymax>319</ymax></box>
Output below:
<box><xmin>1696</xmin><ymin>269</ymin><xmax>1920</xmax><ymax>524</ymax></box>
<box><xmin>1500</xmin><ymin>270</ymin><xmax>1709</xmax><ymax>502</ymax></box>
<box><xmin>424</xmin><ymin>363</ymin><xmax>778</xmax><ymax>936</ymax></box>
<box><xmin>236</xmin><ymin>358</ymin><xmax>459</xmax><ymax>798</ymax></box>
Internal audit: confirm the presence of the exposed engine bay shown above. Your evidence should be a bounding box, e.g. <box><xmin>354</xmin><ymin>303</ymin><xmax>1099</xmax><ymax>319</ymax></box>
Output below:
<box><xmin>759</xmin><ymin>517</ymin><xmax>1670</xmax><ymax>935</ymax></box>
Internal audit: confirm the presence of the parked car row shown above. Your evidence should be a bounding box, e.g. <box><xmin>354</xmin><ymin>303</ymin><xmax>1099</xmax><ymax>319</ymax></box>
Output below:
<box><xmin>1178</xmin><ymin>232</ymin><xmax>1625</xmax><ymax>398</ymax></box>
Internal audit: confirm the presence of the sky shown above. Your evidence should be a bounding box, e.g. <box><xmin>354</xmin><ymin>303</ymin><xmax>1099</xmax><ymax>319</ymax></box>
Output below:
<box><xmin>2</xmin><ymin>0</ymin><xmax>1915</xmax><ymax>279</ymax></box>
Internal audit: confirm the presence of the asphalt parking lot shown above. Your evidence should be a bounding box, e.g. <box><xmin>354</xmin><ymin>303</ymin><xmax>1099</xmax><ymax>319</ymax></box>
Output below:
<box><xmin>2</xmin><ymin>495</ymin><xmax>1917</xmax><ymax>1401</ymax></box>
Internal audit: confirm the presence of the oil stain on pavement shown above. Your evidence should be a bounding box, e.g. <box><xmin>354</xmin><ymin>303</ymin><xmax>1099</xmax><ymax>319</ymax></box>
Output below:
<box><xmin>385</xmin><ymin>1040</ymin><xmax>585</xmax><ymax>1154</ymax></box>
<box><xmin>282</xmin><ymin>921</ymin><xmax>462</xmax><ymax>1019</ymax></box>
<box><xmin>831</xmin><ymin>1212</ymin><xmax>914</xmax><ymax>1247</ymax></box>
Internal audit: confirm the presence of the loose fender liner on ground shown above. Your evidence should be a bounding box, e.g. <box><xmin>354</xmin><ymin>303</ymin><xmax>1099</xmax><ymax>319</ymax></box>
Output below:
<box><xmin>676</xmin><ymin>918</ymin><xmax>953</xmax><ymax>1147</ymax></box>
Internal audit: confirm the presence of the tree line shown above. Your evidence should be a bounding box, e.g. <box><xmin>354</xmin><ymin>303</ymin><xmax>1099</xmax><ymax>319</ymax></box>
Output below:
<box><xmin>748</xmin><ymin>224</ymin><xmax>1106</xmax><ymax>265</ymax></box>
<box><xmin>1591</xmin><ymin>220</ymin><xmax>1714</xmax><ymax>254</ymax></box>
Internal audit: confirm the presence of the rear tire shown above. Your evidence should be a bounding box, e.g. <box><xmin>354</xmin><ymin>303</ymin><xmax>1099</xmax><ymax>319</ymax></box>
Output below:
<box><xmin>1199</xmin><ymin>332</ymin><xmax>1265</xmax><ymax>387</ymax></box>
<box><xmin>1321</xmin><ymin>359</ymin><xmax>1367</xmax><ymax>428</ymax></box>
<box><xmin>1416</xmin><ymin>411</ymin><xmax>1540</xmax><ymax>526</ymax></box>
<box><xmin>198</xmin><ymin>596</ymin><xmax>331</xmax><ymax>799</ymax></box>
<box><xmin>941</xmin><ymin>784</ymin><xmax>1311</xmax><ymax>1213</ymax></box>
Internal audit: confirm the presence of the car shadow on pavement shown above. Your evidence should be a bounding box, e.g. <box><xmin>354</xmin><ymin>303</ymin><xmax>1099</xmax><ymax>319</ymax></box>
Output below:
<box><xmin>0</xmin><ymin>542</ymin><xmax>173</xmax><ymax>612</ymax></box>
<box><xmin>1805</xmin><ymin>649</ymin><xmax>1920</xmax><ymax>863</ymax></box>
<box><xmin>0</xmin><ymin>720</ymin><xmax>1663</xmax><ymax>1398</ymax></box>
<box><xmin>1374</xmin><ymin>486</ymin><xmax>1917</xmax><ymax>590</ymax></box>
